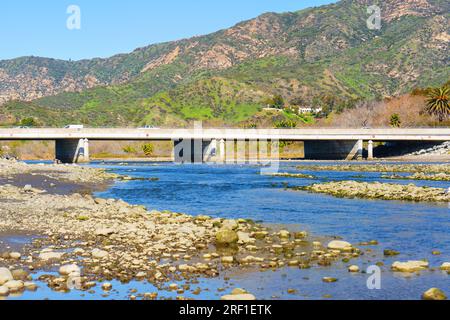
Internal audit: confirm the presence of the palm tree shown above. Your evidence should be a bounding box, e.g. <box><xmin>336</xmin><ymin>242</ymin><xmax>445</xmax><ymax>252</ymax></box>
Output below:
<box><xmin>390</xmin><ymin>114</ymin><xmax>401</xmax><ymax>128</ymax></box>
<box><xmin>425</xmin><ymin>87</ymin><xmax>450</xmax><ymax>122</ymax></box>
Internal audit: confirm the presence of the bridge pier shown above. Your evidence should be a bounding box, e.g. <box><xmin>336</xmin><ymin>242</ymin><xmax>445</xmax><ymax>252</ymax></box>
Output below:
<box><xmin>173</xmin><ymin>139</ymin><xmax>218</xmax><ymax>163</ymax></box>
<box><xmin>304</xmin><ymin>140</ymin><xmax>363</xmax><ymax>160</ymax></box>
<box><xmin>368</xmin><ymin>140</ymin><xmax>374</xmax><ymax>160</ymax></box>
<box><xmin>55</xmin><ymin>139</ymin><xmax>90</xmax><ymax>163</ymax></box>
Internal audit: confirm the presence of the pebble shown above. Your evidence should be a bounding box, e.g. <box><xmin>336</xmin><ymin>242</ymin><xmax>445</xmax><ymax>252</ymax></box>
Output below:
<box><xmin>322</xmin><ymin>277</ymin><xmax>338</xmax><ymax>283</ymax></box>
<box><xmin>101</xmin><ymin>283</ymin><xmax>112</xmax><ymax>291</ymax></box>
<box><xmin>221</xmin><ymin>256</ymin><xmax>234</xmax><ymax>264</ymax></box>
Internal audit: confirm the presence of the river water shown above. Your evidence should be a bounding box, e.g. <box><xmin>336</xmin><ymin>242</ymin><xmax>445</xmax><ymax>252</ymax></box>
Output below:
<box><xmin>10</xmin><ymin>161</ymin><xmax>450</xmax><ymax>300</ymax></box>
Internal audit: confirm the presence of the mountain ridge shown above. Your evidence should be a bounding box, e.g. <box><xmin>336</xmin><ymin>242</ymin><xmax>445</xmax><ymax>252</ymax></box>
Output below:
<box><xmin>0</xmin><ymin>0</ymin><xmax>448</xmax><ymax>127</ymax></box>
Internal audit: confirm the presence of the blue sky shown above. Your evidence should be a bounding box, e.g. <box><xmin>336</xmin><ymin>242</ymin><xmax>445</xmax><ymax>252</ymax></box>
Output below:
<box><xmin>0</xmin><ymin>0</ymin><xmax>335</xmax><ymax>61</ymax></box>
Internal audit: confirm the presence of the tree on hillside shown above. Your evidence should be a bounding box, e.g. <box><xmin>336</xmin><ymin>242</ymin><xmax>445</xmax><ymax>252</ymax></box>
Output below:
<box><xmin>389</xmin><ymin>114</ymin><xmax>401</xmax><ymax>128</ymax></box>
<box><xmin>274</xmin><ymin>120</ymin><xmax>297</xmax><ymax>128</ymax></box>
<box><xmin>19</xmin><ymin>117</ymin><xmax>38</xmax><ymax>127</ymax></box>
<box><xmin>265</xmin><ymin>95</ymin><xmax>285</xmax><ymax>109</ymax></box>
<box><xmin>425</xmin><ymin>87</ymin><xmax>450</xmax><ymax>122</ymax></box>
<box><xmin>141</xmin><ymin>143</ymin><xmax>154</xmax><ymax>157</ymax></box>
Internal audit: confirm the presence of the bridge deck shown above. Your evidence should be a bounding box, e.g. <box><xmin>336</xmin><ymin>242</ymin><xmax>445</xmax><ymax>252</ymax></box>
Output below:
<box><xmin>0</xmin><ymin>128</ymin><xmax>449</xmax><ymax>141</ymax></box>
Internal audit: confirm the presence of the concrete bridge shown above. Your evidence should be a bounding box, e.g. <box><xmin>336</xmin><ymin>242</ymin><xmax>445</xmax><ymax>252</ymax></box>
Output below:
<box><xmin>0</xmin><ymin>127</ymin><xmax>449</xmax><ymax>163</ymax></box>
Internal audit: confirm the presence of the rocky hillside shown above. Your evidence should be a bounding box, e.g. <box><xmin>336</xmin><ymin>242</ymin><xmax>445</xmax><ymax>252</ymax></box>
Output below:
<box><xmin>0</xmin><ymin>0</ymin><xmax>448</xmax><ymax>126</ymax></box>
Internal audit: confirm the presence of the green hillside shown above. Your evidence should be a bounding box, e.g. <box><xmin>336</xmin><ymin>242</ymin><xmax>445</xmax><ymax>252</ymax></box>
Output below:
<box><xmin>0</xmin><ymin>0</ymin><xmax>448</xmax><ymax>127</ymax></box>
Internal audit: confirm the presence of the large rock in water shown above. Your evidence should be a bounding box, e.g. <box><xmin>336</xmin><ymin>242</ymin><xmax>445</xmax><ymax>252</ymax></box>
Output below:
<box><xmin>221</xmin><ymin>294</ymin><xmax>256</xmax><ymax>301</ymax></box>
<box><xmin>391</xmin><ymin>261</ymin><xmax>429</xmax><ymax>272</ymax></box>
<box><xmin>422</xmin><ymin>288</ymin><xmax>447</xmax><ymax>300</ymax></box>
<box><xmin>216</xmin><ymin>229</ymin><xmax>238</xmax><ymax>246</ymax></box>
<box><xmin>0</xmin><ymin>268</ymin><xmax>13</xmax><ymax>285</ymax></box>
<box><xmin>440</xmin><ymin>262</ymin><xmax>450</xmax><ymax>271</ymax></box>
<box><xmin>327</xmin><ymin>240</ymin><xmax>352</xmax><ymax>250</ymax></box>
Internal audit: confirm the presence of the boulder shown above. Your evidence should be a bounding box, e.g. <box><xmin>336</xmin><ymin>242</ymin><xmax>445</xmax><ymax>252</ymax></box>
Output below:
<box><xmin>422</xmin><ymin>288</ymin><xmax>447</xmax><ymax>300</ymax></box>
<box><xmin>294</xmin><ymin>231</ymin><xmax>308</xmax><ymax>239</ymax></box>
<box><xmin>231</xmin><ymin>288</ymin><xmax>247</xmax><ymax>295</ymax></box>
<box><xmin>279</xmin><ymin>230</ymin><xmax>291</xmax><ymax>239</ymax></box>
<box><xmin>327</xmin><ymin>240</ymin><xmax>352</xmax><ymax>251</ymax></box>
<box><xmin>221</xmin><ymin>256</ymin><xmax>234</xmax><ymax>264</ymax></box>
<box><xmin>384</xmin><ymin>249</ymin><xmax>400</xmax><ymax>256</ymax></box>
<box><xmin>348</xmin><ymin>265</ymin><xmax>360</xmax><ymax>273</ymax></box>
<box><xmin>0</xmin><ymin>286</ymin><xmax>9</xmax><ymax>296</ymax></box>
<box><xmin>391</xmin><ymin>261</ymin><xmax>429</xmax><ymax>272</ymax></box>
<box><xmin>216</xmin><ymin>230</ymin><xmax>238</xmax><ymax>246</ymax></box>
<box><xmin>101</xmin><ymin>283</ymin><xmax>112</xmax><ymax>291</ymax></box>
<box><xmin>24</xmin><ymin>282</ymin><xmax>38</xmax><ymax>291</ymax></box>
<box><xmin>237</xmin><ymin>232</ymin><xmax>254</xmax><ymax>244</ymax></box>
<box><xmin>9</xmin><ymin>252</ymin><xmax>21</xmax><ymax>260</ymax></box>
<box><xmin>221</xmin><ymin>220</ymin><xmax>238</xmax><ymax>230</ymax></box>
<box><xmin>0</xmin><ymin>268</ymin><xmax>13</xmax><ymax>285</ymax></box>
<box><xmin>59</xmin><ymin>264</ymin><xmax>81</xmax><ymax>276</ymax></box>
<box><xmin>92</xmin><ymin>248</ymin><xmax>109</xmax><ymax>259</ymax></box>
<box><xmin>11</xmin><ymin>269</ymin><xmax>29</xmax><ymax>281</ymax></box>
<box><xmin>440</xmin><ymin>262</ymin><xmax>450</xmax><ymax>271</ymax></box>
<box><xmin>221</xmin><ymin>294</ymin><xmax>256</xmax><ymax>301</ymax></box>
<box><xmin>38</xmin><ymin>251</ymin><xmax>64</xmax><ymax>261</ymax></box>
<box><xmin>4</xmin><ymin>280</ymin><xmax>24</xmax><ymax>292</ymax></box>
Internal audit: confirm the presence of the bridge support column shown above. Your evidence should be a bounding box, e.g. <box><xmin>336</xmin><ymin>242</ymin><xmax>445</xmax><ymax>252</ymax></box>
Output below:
<box><xmin>55</xmin><ymin>138</ymin><xmax>90</xmax><ymax>164</ymax></box>
<box><xmin>173</xmin><ymin>139</ymin><xmax>218</xmax><ymax>163</ymax></box>
<box><xmin>368</xmin><ymin>140</ymin><xmax>374</xmax><ymax>160</ymax></box>
<box><xmin>203</xmin><ymin>139</ymin><xmax>217</xmax><ymax>162</ymax></box>
<box><xmin>356</xmin><ymin>139</ymin><xmax>363</xmax><ymax>160</ymax></box>
<box><xmin>219</xmin><ymin>139</ymin><xmax>225</xmax><ymax>162</ymax></box>
<box><xmin>304</xmin><ymin>140</ymin><xmax>364</xmax><ymax>160</ymax></box>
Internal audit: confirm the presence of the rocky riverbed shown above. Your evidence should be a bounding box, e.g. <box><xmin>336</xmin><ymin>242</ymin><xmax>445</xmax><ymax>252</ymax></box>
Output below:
<box><xmin>382</xmin><ymin>173</ymin><xmax>450</xmax><ymax>182</ymax></box>
<box><xmin>264</xmin><ymin>172</ymin><xmax>316</xmax><ymax>179</ymax></box>
<box><xmin>0</xmin><ymin>183</ymin><xmax>369</xmax><ymax>300</ymax></box>
<box><xmin>0</xmin><ymin>159</ymin><xmax>119</xmax><ymax>184</ymax></box>
<box><xmin>0</xmin><ymin>159</ymin><xmax>448</xmax><ymax>300</ymax></box>
<box><xmin>295</xmin><ymin>181</ymin><xmax>450</xmax><ymax>202</ymax></box>
<box><xmin>296</xmin><ymin>163</ymin><xmax>450</xmax><ymax>174</ymax></box>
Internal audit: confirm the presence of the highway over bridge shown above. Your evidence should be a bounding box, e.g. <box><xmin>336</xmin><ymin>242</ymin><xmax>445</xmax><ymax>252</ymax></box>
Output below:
<box><xmin>1</xmin><ymin>127</ymin><xmax>449</xmax><ymax>163</ymax></box>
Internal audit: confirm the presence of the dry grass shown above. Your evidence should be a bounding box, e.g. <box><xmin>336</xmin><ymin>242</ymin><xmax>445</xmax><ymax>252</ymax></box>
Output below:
<box><xmin>321</xmin><ymin>94</ymin><xmax>449</xmax><ymax>128</ymax></box>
